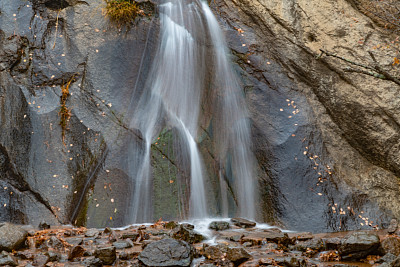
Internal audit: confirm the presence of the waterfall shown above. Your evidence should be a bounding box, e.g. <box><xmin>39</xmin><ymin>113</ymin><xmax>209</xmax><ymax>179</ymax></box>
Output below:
<box><xmin>127</xmin><ymin>0</ymin><xmax>257</xmax><ymax>223</ymax></box>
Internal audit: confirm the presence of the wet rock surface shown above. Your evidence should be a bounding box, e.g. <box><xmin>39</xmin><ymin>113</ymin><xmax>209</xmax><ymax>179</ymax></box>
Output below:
<box><xmin>0</xmin><ymin>221</ymin><xmax>398</xmax><ymax>266</ymax></box>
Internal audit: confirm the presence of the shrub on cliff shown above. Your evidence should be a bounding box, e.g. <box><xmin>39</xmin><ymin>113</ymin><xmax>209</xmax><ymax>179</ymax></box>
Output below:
<box><xmin>104</xmin><ymin>0</ymin><xmax>140</xmax><ymax>26</ymax></box>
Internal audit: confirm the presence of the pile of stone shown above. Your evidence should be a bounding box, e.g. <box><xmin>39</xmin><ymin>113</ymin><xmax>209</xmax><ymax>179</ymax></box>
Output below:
<box><xmin>0</xmin><ymin>218</ymin><xmax>399</xmax><ymax>266</ymax></box>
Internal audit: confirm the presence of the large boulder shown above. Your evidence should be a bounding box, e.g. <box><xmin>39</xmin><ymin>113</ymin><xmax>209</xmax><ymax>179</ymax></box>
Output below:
<box><xmin>0</xmin><ymin>223</ymin><xmax>27</xmax><ymax>252</ymax></box>
<box><xmin>339</xmin><ymin>232</ymin><xmax>380</xmax><ymax>260</ymax></box>
<box><xmin>138</xmin><ymin>238</ymin><xmax>194</xmax><ymax>267</ymax></box>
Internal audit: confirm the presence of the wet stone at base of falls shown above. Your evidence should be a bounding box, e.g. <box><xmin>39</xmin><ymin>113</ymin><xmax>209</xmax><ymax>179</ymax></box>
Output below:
<box><xmin>209</xmin><ymin>221</ymin><xmax>231</xmax><ymax>231</ymax></box>
<box><xmin>230</xmin><ymin>218</ymin><xmax>257</xmax><ymax>228</ymax></box>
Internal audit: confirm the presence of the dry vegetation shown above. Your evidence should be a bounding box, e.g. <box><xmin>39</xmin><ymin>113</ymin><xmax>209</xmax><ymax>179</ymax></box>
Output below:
<box><xmin>103</xmin><ymin>0</ymin><xmax>140</xmax><ymax>27</ymax></box>
<box><xmin>353</xmin><ymin>0</ymin><xmax>400</xmax><ymax>33</ymax></box>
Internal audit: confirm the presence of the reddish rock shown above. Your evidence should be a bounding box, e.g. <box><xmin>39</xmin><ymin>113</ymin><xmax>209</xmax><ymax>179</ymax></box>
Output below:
<box><xmin>290</xmin><ymin>232</ymin><xmax>314</xmax><ymax>241</ymax></box>
<box><xmin>68</xmin><ymin>245</ymin><xmax>86</xmax><ymax>260</ymax></box>
<box><xmin>231</xmin><ymin>218</ymin><xmax>256</xmax><ymax>229</ymax></box>
<box><xmin>33</xmin><ymin>253</ymin><xmax>49</xmax><ymax>266</ymax></box>
<box><xmin>238</xmin><ymin>259</ymin><xmax>259</xmax><ymax>266</ymax></box>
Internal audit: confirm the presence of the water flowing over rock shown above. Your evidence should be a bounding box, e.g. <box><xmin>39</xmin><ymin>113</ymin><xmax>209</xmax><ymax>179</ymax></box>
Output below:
<box><xmin>126</xmin><ymin>0</ymin><xmax>257</xmax><ymax>222</ymax></box>
<box><xmin>0</xmin><ymin>0</ymin><xmax>399</xmax><ymax>232</ymax></box>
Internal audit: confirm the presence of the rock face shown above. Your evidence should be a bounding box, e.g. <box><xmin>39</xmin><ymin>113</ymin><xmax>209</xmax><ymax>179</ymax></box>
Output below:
<box><xmin>0</xmin><ymin>0</ymin><xmax>156</xmax><ymax>227</ymax></box>
<box><xmin>138</xmin><ymin>238</ymin><xmax>193</xmax><ymax>267</ymax></box>
<box><xmin>212</xmin><ymin>0</ymin><xmax>400</xmax><ymax>230</ymax></box>
<box><xmin>0</xmin><ymin>223</ymin><xmax>28</xmax><ymax>252</ymax></box>
<box><xmin>0</xmin><ymin>0</ymin><xmax>399</xmax><ymax>232</ymax></box>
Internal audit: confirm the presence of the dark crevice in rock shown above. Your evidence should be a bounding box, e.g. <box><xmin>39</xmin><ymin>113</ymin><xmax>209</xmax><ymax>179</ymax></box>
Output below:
<box><xmin>69</xmin><ymin>140</ymin><xmax>108</xmax><ymax>226</ymax></box>
<box><xmin>44</xmin><ymin>0</ymin><xmax>71</xmax><ymax>10</ymax></box>
<box><xmin>32</xmin><ymin>0</ymin><xmax>89</xmax><ymax>11</ymax></box>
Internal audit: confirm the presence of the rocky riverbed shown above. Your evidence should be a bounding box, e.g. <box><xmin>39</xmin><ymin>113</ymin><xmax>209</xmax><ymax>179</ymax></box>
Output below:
<box><xmin>1</xmin><ymin>218</ymin><xmax>400</xmax><ymax>266</ymax></box>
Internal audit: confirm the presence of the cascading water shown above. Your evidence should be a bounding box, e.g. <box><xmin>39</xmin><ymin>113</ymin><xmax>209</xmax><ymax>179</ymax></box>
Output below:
<box><xmin>127</xmin><ymin>0</ymin><xmax>257</xmax><ymax>223</ymax></box>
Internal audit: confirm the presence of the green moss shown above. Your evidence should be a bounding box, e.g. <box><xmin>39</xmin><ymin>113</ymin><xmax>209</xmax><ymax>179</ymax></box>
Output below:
<box><xmin>104</xmin><ymin>0</ymin><xmax>140</xmax><ymax>26</ymax></box>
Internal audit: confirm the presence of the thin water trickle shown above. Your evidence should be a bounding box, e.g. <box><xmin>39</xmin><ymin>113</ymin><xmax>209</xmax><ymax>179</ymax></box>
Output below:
<box><xmin>127</xmin><ymin>0</ymin><xmax>257</xmax><ymax>223</ymax></box>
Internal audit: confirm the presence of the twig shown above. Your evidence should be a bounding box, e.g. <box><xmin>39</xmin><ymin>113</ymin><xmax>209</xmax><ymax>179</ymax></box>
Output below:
<box><xmin>52</xmin><ymin>10</ymin><xmax>61</xmax><ymax>49</ymax></box>
<box><xmin>343</xmin><ymin>67</ymin><xmax>386</xmax><ymax>79</ymax></box>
